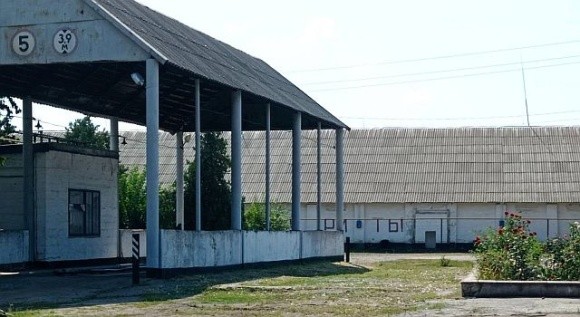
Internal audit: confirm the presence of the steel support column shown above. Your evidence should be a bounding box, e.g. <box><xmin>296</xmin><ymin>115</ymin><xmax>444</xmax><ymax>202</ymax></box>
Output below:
<box><xmin>23</xmin><ymin>97</ymin><xmax>34</xmax><ymax>261</ymax></box>
<box><xmin>317</xmin><ymin>122</ymin><xmax>322</xmax><ymax>231</ymax></box>
<box><xmin>335</xmin><ymin>128</ymin><xmax>345</xmax><ymax>231</ymax></box>
<box><xmin>195</xmin><ymin>79</ymin><xmax>202</xmax><ymax>231</ymax></box>
<box><xmin>292</xmin><ymin>112</ymin><xmax>302</xmax><ymax>231</ymax></box>
<box><xmin>146</xmin><ymin>59</ymin><xmax>160</xmax><ymax>270</ymax></box>
<box><xmin>265</xmin><ymin>103</ymin><xmax>271</xmax><ymax>231</ymax></box>
<box><xmin>231</xmin><ymin>90</ymin><xmax>242</xmax><ymax>230</ymax></box>
<box><xmin>176</xmin><ymin>131</ymin><xmax>184</xmax><ymax>230</ymax></box>
<box><xmin>109</xmin><ymin>117</ymin><xmax>119</xmax><ymax>152</ymax></box>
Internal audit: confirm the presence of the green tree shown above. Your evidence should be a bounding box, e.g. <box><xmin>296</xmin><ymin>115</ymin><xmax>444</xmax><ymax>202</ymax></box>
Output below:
<box><xmin>118</xmin><ymin>166</ymin><xmax>146</xmax><ymax>229</ymax></box>
<box><xmin>243</xmin><ymin>202</ymin><xmax>290</xmax><ymax>231</ymax></box>
<box><xmin>64</xmin><ymin>116</ymin><xmax>109</xmax><ymax>150</ymax></box>
<box><xmin>184</xmin><ymin>132</ymin><xmax>232</xmax><ymax>230</ymax></box>
<box><xmin>159</xmin><ymin>183</ymin><xmax>177</xmax><ymax>229</ymax></box>
<box><xmin>118</xmin><ymin>165</ymin><xmax>177</xmax><ymax>230</ymax></box>
<box><xmin>0</xmin><ymin>96</ymin><xmax>20</xmax><ymax>165</ymax></box>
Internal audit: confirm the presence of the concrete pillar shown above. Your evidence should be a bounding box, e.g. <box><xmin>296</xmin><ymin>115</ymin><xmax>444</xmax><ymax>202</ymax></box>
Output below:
<box><xmin>176</xmin><ymin>132</ymin><xmax>184</xmax><ymax>230</ymax></box>
<box><xmin>231</xmin><ymin>90</ymin><xmax>242</xmax><ymax>230</ymax></box>
<box><xmin>23</xmin><ymin>97</ymin><xmax>34</xmax><ymax>261</ymax></box>
<box><xmin>265</xmin><ymin>103</ymin><xmax>271</xmax><ymax>231</ymax></box>
<box><xmin>335</xmin><ymin>128</ymin><xmax>345</xmax><ymax>231</ymax></box>
<box><xmin>292</xmin><ymin>112</ymin><xmax>302</xmax><ymax>231</ymax></box>
<box><xmin>195</xmin><ymin>79</ymin><xmax>202</xmax><ymax>232</ymax></box>
<box><xmin>317</xmin><ymin>122</ymin><xmax>322</xmax><ymax>231</ymax></box>
<box><xmin>145</xmin><ymin>59</ymin><xmax>160</xmax><ymax>271</ymax></box>
<box><xmin>109</xmin><ymin>117</ymin><xmax>119</xmax><ymax>152</ymax></box>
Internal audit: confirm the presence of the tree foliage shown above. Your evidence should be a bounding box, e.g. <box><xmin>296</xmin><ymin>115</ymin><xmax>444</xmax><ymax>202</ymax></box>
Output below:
<box><xmin>243</xmin><ymin>202</ymin><xmax>291</xmax><ymax>231</ymax></box>
<box><xmin>0</xmin><ymin>97</ymin><xmax>20</xmax><ymax>165</ymax></box>
<box><xmin>64</xmin><ymin>116</ymin><xmax>109</xmax><ymax>150</ymax></box>
<box><xmin>118</xmin><ymin>165</ymin><xmax>176</xmax><ymax>229</ymax></box>
<box><xmin>184</xmin><ymin>132</ymin><xmax>232</xmax><ymax>230</ymax></box>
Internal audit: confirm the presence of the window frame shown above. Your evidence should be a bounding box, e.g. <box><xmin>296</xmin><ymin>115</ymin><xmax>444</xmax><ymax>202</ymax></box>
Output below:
<box><xmin>68</xmin><ymin>189</ymin><xmax>101</xmax><ymax>237</ymax></box>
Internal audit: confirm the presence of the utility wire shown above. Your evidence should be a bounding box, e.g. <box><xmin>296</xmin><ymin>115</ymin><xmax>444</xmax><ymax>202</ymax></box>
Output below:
<box><xmin>301</xmin><ymin>54</ymin><xmax>580</xmax><ymax>86</ymax></box>
<box><xmin>311</xmin><ymin>59</ymin><xmax>580</xmax><ymax>92</ymax></box>
<box><xmin>289</xmin><ymin>39</ymin><xmax>580</xmax><ymax>73</ymax></box>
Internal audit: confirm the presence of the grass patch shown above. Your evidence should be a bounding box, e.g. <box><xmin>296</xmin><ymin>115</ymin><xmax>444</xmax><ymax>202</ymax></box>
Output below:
<box><xmin>3</xmin><ymin>257</ymin><xmax>473</xmax><ymax>316</ymax></box>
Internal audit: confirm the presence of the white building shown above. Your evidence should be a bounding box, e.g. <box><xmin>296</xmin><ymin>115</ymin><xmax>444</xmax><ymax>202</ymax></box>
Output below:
<box><xmin>0</xmin><ymin>143</ymin><xmax>118</xmax><ymax>265</ymax></box>
<box><xmin>121</xmin><ymin>127</ymin><xmax>580</xmax><ymax>246</ymax></box>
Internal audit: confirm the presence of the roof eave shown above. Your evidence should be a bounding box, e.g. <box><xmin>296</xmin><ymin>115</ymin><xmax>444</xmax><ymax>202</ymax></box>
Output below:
<box><xmin>82</xmin><ymin>0</ymin><xmax>169</xmax><ymax>64</ymax></box>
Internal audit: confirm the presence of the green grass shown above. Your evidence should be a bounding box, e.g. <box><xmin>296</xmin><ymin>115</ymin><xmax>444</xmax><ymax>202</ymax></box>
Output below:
<box><xmin>4</xmin><ymin>258</ymin><xmax>473</xmax><ymax>316</ymax></box>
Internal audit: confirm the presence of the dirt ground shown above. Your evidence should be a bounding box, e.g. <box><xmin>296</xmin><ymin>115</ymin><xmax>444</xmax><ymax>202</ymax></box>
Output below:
<box><xmin>1</xmin><ymin>252</ymin><xmax>579</xmax><ymax>316</ymax></box>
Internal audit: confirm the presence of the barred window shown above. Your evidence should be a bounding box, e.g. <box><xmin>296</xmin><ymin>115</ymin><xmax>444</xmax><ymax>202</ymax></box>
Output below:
<box><xmin>69</xmin><ymin>189</ymin><xmax>100</xmax><ymax>237</ymax></box>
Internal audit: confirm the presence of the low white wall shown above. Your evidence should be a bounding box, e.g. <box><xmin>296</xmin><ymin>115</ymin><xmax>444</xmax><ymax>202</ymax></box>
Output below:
<box><xmin>0</xmin><ymin>230</ymin><xmax>28</xmax><ymax>265</ymax></box>
<box><xmin>119</xmin><ymin>229</ymin><xmax>147</xmax><ymax>258</ymax></box>
<box><xmin>159</xmin><ymin>230</ymin><xmax>344</xmax><ymax>269</ymax></box>
<box><xmin>302</xmin><ymin>230</ymin><xmax>343</xmax><ymax>258</ymax></box>
<box><xmin>161</xmin><ymin>230</ymin><xmax>242</xmax><ymax>269</ymax></box>
<box><xmin>243</xmin><ymin>231</ymin><xmax>301</xmax><ymax>263</ymax></box>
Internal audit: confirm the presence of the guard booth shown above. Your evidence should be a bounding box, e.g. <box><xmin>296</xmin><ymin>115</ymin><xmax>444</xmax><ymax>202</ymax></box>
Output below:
<box><xmin>0</xmin><ymin>0</ymin><xmax>348</xmax><ymax>275</ymax></box>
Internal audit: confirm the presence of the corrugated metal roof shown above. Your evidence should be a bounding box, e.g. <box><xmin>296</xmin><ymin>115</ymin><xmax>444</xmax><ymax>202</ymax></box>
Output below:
<box><xmin>119</xmin><ymin>127</ymin><xmax>580</xmax><ymax>204</ymax></box>
<box><xmin>87</xmin><ymin>0</ymin><xmax>347</xmax><ymax>131</ymax></box>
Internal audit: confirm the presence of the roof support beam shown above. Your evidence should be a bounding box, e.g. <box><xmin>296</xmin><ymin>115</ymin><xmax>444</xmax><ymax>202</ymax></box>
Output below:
<box><xmin>176</xmin><ymin>131</ymin><xmax>184</xmax><ymax>230</ymax></box>
<box><xmin>317</xmin><ymin>122</ymin><xmax>322</xmax><ymax>231</ymax></box>
<box><xmin>292</xmin><ymin>112</ymin><xmax>302</xmax><ymax>231</ymax></box>
<box><xmin>336</xmin><ymin>128</ymin><xmax>345</xmax><ymax>232</ymax></box>
<box><xmin>195</xmin><ymin>79</ymin><xmax>201</xmax><ymax>231</ymax></box>
<box><xmin>109</xmin><ymin>117</ymin><xmax>119</xmax><ymax>152</ymax></box>
<box><xmin>22</xmin><ymin>97</ymin><xmax>35</xmax><ymax>261</ymax></box>
<box><xmin>145</xmin><ymin>59</ymin><xmax>161</xmax><ymax>273</ymax></box>
<box><xmin>231</xmin><ymin>90</ymin><xmax>242</xmax><ymax>230</ymax></box>
<box><xmin>265</xmin><ymin>103</ymin><xmax>271</xmax><ymax>231</ymax></box>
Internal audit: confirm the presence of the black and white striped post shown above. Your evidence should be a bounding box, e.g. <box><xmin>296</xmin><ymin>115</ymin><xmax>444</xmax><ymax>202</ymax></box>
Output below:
<box><xmin>132</xmin><ymin>233</ymin><xmax>140</xmax><ymax>285</ymax></box>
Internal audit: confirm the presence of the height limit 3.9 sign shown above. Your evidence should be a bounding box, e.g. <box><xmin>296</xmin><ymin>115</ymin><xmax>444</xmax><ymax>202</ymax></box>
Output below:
<box><xmin>53</xmin><ymin>29</ymin><xmax>77</xmax><ymax>54</ymax></box>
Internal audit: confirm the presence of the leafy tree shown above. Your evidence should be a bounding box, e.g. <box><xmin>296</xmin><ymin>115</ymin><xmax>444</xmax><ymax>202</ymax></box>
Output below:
<box><xmin>243</xmin><ymin>202</ymin><xmax>290</xmax><ymax>231</ymax></box>
<box><xmin>64</xmin><ymin>116</ymin><xmax>109</xmax><ymax>150</ymax></box>
<box><xmin>118</xmin><ymin>166</ymin><xmax>146</xmax><ymax>229</ymax></box>
<box><xmin>118</xmin><ymin>165</ymin><xmax>177</xmax><ymax>230</ymax></box>
<box><xmin>0</xmin><ymin>96</ymin><xmax>20</xmax><ymax>165</ymax></box>
<box><xmin>159</xmin><ymin>183</ymin><xmax>177</xmax><ymax>229</ymax></box>
<box><xmin>184</xmin><ymin>132</ymin><xmax>232</xmax><ymax>230</ymax></box>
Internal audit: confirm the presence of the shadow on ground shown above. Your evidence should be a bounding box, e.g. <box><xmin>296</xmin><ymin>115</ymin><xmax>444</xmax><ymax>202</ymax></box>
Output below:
<box><xmin>0</xmin><ymin>259</ymin><xmax>368</xmax><ymax>312</ymax></box>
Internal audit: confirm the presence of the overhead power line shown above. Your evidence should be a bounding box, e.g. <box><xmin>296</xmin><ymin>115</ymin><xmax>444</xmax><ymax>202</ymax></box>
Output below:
<box><xmin>311</xmin><ymin>59</ymin><xmax>580</xmax><ymax>92</ymax></box>
<box><xmin>288</xmin><ymin>39</ymin><xmax>580</xmax><ymax>73</ymax></box>
<box><xmin>302</xmin><ymin>54</ymin><xmax>580</xmax><ymax>86</ymax></box>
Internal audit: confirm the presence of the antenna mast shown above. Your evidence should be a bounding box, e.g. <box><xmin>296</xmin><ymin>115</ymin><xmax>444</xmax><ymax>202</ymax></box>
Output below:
<box><xmin>521</xmin><ymin>62</ymin><xmax>531</xmax><ymax>126</ymax></box>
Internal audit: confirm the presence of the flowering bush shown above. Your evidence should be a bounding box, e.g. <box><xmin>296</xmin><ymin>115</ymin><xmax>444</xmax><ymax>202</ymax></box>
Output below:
<box><xmin>474</xmin><ymin>213</ymin><xmax>580</xmax><ymax>281</ymax></box>
<box><xmin>540</xmin><ymin>222</ymin><xmax>580</xmax><ymax>280</ymax></box>
<box><xmin>474</xmin><ymin>212</ymin><xmax>542</xmax><ymax>280</ymax></box>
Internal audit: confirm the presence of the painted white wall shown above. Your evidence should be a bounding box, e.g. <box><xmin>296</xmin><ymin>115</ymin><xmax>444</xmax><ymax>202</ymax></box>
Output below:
<box><xmin>456</xmin><ymin>203</ymin><xmax>498</xmax><ymax>243</ymax></box>
<box><xmin>302</xmin><ymin>230</ymin><xmax>343</xmax><ymax>258</ymax></box>
<box><xmin>0</xmin><ymin>153</ymin><xmax>24</xmax><ymax>230</ymax></box>
<box><xmin>160</xmin><ymin>230</ymin><xmax>343</xmax><ymax>269</ymax></box>
<box><xmin>0</xmin><ymin>230</ymin><xmax>28</xmax><ymax>264</ymax></box>
<box><xmin>161</xmin><ymin>230</ymin><xmax>243</xmax><ymax>269</ymax></box>
<box><xmin>243</xmin><ymin>231</ymin><xmax>300</xmax><ymax>263</ymax></box>
<box><xmin>36</xmin><ymin>151</ymin><xmax>118</xmax><ymax>261</ymax></box>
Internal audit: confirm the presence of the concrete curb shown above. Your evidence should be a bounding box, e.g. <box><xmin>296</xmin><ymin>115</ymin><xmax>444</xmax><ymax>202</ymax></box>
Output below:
<box><xmin>461</xmin><ymin>273</ymin><xmax>580</xmax><ymax>298</ymax></box>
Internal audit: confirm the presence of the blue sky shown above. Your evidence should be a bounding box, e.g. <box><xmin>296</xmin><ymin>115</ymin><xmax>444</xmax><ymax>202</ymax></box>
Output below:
<box><xmin>27</xmin><ymin>0</ymin><xmax>580</xmax><ymax>130</ymax></box>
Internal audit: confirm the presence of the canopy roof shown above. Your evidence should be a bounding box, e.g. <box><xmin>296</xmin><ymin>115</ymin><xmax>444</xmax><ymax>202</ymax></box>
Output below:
<box><xmin>0</xmin><ymin>0</ymin><xmax>347</xmax><ymax>133</ymax></box>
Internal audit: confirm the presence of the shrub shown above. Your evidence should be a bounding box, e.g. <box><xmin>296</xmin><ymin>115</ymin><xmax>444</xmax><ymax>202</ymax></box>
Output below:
<box><xmin>243</xmin><ymin>202</ymin><xmax>290</xmax><ymax>231</ymax></box>
<box><xmin>473</xmin><ymin>212</ymin><xmax>543</xmax><ymax>280</ymax></box>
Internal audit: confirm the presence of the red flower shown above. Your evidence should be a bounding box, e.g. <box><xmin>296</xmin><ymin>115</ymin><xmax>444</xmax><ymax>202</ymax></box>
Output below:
<box><xmin>504</xmin><ymin>211</ymin><xmax>509</xmax><ymax>216</ymax></box>
<box><xmin>498</xmin><ymin>228</ymin><xmax>504</xmax><ymax>235</ymax></box>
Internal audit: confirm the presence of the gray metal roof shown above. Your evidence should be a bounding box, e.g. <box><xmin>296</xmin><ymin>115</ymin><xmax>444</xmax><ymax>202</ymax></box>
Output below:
<box><xmin>0</xmin><ymin>0</ymin><xmax>347</xmax><ymax>132</ymax></box>
<box><xmin>119</xmin><ymin>126</ymin><xmax>580</xmax><ymax>204</ymax></box>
